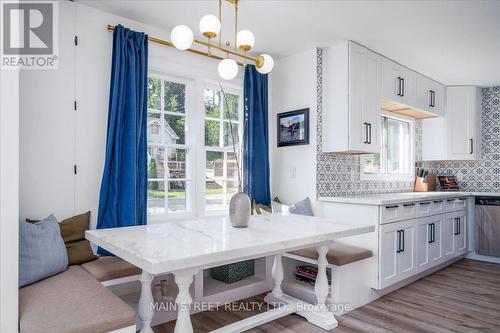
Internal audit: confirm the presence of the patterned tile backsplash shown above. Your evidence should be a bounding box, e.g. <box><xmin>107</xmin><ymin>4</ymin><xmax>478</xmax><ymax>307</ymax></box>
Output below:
<box><xmin>315</xmin><ymin>47</ymin><xmax>500</xmax><ymax>197</ymax></box>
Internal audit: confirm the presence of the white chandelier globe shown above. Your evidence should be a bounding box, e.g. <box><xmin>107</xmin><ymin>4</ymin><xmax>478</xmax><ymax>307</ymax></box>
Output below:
<box><xmin>170</xmin><ymin>25</ymin><xmax>194</xmax><ymax>50</ymax></box>
<box><xmin>218</xmin><ymin>58</ymin><xmax>238</xmax><ymax>80</ymax></box>
<box><xmin>237</xmin><ymin>29</ymin><xmax>255</xmax><ymax>50</ymax></box>
<box><xmin>256</xmin><ymin>54</ymin><xmax>274</xmax><ymax>74</ymax></box>
<box><xmin>199</xmin><ymin>14</ymin><xmax>221</xmax><ymax>38</ymax></box>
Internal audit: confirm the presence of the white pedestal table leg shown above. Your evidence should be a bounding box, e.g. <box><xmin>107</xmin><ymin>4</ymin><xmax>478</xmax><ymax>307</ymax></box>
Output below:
<box><xmin>173</xmin><ymin>269</ymin><xmax>198</xmax><ymax>333</ymax></box>
<box><xmin>139</xmin><ymin>271</ymin><xmax>155</xmax><ymax>333</ymax></box>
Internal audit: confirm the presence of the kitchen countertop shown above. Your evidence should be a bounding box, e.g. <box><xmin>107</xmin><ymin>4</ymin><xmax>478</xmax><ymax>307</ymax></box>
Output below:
<box><xmin>318</xmin><ymin>192</ymin><xmax>500</xmax><ymax>205</ymax></box>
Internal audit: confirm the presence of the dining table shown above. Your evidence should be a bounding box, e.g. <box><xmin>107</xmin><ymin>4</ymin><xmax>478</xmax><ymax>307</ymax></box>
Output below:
<box><xmin>86</xmin><ymin>214</ymin><xmax>374</xmax><ymax>333</ymax></box>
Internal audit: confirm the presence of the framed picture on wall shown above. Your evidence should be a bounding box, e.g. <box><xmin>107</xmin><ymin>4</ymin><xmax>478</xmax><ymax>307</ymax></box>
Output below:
<box><xmin>277</xmin><ymin>108</ymin><xmax>310</xmax><ymax>147</ymax></box>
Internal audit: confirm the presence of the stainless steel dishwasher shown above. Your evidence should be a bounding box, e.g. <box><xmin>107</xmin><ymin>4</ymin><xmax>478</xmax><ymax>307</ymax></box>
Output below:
<box><xmin>475</xmin><ymin>196</ymin><xmax>500</xmax><ymax>257</ymax></box>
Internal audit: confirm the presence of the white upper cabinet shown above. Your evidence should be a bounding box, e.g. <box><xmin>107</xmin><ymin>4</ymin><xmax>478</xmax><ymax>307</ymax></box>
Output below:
<box><xmin>416</xmin><ymin>75</ymin><xmax>445</xmax><ymax>117</ymax></box>
<box><xmin>323</xmin><ymin>41</ymin><xmax>381</xmax><ymax>154</ymax></box>
<box><xmin>446</xmin><ymin>86</ymin><xmax>482</xmax><ymax>160</ymax></box>
<box><xmin>381</xmin><ymin>57</ymin><xmax>417</xmax><ymax>107</ymax></box>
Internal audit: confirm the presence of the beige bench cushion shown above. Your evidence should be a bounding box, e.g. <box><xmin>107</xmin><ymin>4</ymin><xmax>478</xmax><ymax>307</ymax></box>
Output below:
<box><xmin>19</xmin><ymin>265</ymin><xmax>136</xmax><ymax>333</ymax></box>
<box><xmin>290</xmin><ymin>242</ymin><xmax>372</xmax><ymax>266</ymax></box>
<box><xmin>81</xmin><ymin>256</ymin><xmax>142</xmax><ymax>282</ymax></box>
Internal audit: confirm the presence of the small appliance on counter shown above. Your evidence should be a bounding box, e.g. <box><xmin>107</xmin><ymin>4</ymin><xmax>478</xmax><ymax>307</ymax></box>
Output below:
<box><xmin>437</xmin><ymin>175</ymin><xmax>460</xmax><ymax>191</ymax></box>
<box><xmin>414</xmin><ymin>167</ymin><xmax>436</xmax><ymax>192</ymax></box>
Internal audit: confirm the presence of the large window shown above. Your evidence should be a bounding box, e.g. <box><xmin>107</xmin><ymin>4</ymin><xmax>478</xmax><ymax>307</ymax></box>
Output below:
<box><xmin>361</xmin><ymin>115</ymin><xmax>413</xmax><ymax>179</ymax></box>
<box><xmin>146</xmin><ymin>74</ymin><xmax>242</xmax><ymax>218</ymax></box>
<box><xmin>204</xmin><ymin>88</ymin><xmax>241</xmax><ymax>211</ymax></box>
<box><xmin>147</xmin><ymin>76</ymin><xmax>190</xmax><ymax>215</ymax></box>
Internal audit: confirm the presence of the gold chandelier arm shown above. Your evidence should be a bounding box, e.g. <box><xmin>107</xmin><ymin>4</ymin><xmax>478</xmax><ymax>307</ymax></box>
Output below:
<box><xmin>106</xmin><ymin>24</ymin><xmax>251</xmax><ymax>67</ymax></box>
<box><xmin>234</xmin><ymin>0</ymin><xmax>238</xmax><ymax>52</ymax></box>
<box><xmin>218</xmin><ymin>0</ymin><xmax>222</xmax><ymax>49</ymax></box>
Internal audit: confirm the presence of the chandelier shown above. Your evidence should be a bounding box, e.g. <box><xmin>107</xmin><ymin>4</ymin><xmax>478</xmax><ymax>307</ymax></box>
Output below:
<box><xmin>170</xmin><ymin>0</ymin><xmax>274</xmax><ymax>80</ymax></box>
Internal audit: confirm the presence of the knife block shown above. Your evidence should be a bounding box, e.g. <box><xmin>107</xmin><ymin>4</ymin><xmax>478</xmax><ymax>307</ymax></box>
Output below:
<box><xmin>414</xmin><ymin>174</ymin><xmax>436</xmax><ymax>192</ymax></box>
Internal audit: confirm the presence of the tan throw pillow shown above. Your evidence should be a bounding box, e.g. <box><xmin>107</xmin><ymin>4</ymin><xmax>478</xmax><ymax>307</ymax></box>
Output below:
<box><xmin>26</xmin><ymin>211</ymin><xmax>97</xmax><ymax>265</ymax></box>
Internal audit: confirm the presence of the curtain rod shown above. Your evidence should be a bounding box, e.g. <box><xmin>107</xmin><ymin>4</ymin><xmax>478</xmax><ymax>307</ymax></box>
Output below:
<box><xmin>106</xmin><ymin>25</ymin><xmax>254</xmax><ymax>67</ymax></box>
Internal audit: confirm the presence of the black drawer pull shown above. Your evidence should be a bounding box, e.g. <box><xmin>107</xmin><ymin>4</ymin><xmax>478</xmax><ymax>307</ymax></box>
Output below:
<box><xmin>386</xmin><ymin>205</ymin><xmax>399</xmax><ymax>209</ymax></box>
<box><xmin>403</xmin><ymin>203</ymin><xmax>415</xmax><ymax>207</ymax></box>
<box><xmin>433</xmin><ymin>200</ymin><xmax>443</xmax><ymax>203</ymax></box>
<box><xmin>459</xmin><ymin>198</ymin><xmax>467</xmax><ymax>201</ymax></box>
<box><xmin>420</xmin><ymin>202</ymin><xmax>431</xmax><ymax>206</ymax></box>
<box><xmin>447</xmin><ymin>199</ymin><xmax>456</xmax><ymax>202</ymax></box>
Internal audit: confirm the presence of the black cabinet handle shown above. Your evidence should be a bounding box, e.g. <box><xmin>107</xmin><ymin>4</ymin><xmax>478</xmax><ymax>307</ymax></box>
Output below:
<box><xmin>447</xmin><ymin>199</ymin><xmax>455</xmax><ymax>202</ymax></box>
<box><xmin>428</xmin><ymin>224</ymin><xmax>433</xmax><ymax>244</ymax></box>
<box><xmin>470</xmin><ymin>139</ymin><xmax>474</xmax><ymax>155</ymax></box>
<box><xmin>397</xmin><ymin>77</ymin><xmax>402</xmax><ymax>96</ymax></box>
<box><xmin>401</xmin><ymin>229</ymin><xmax>405</xmax><ymax>252</ymax></box>
<box><xmin>433</xmin><ymin>200</ymin><xmax>443</xmax><ymax>203</ymax></box>
<box><xmin>432</xmin><ymin>90</ymin><xmax>436</xmax><ymax>107</ymax></box>
<box><xmin>401</xmin><ymin>78</ymin><xmax>405</xmax><ymax>97</ymax></box>
<box><xmin>403</xmin><ymin>203</ymin><xmax>415</xmax><ymax>207</ymax></box>
<box><xmin>429</xmin><ymin>90</ymin><xmax>433</xmax><ymax>107</ymax></box>
<box><xmin>459</xmin><ymin>198</ymin><xmax>467</xmax><ymax>201</ymax></box>
<box><xmin>363</xmin><ymin>123</ymin><xmax>369</xmax><ymax>144</ymax></box>
<box><xmin>454</xmin><ymin>218</ymin><xmax>460</xmax><ymax>235</ymax></box>
<box><xmin>420</xmin><ymin>202</ymin><xmax>431</xmax><ymax>206</ymax></box>
<box><xmin>432</xmin><ymin>223</ymin><xmax>435</xmax><ymax>243</ymax></box>
<box><xmin>396</xmin><ymin>230</ymin><xmax>401</xmax><ymax>253</ymax></box>
<box><xmin>386</xmin><ymin>204</ymin><xmax>399</xmax><ymax>209</ymax></box>
<box><xmin>458</xmin><ymin>218</ymin><xmax>461</xmax><ymax>235</ymax></box>
<box><xmin>368</xmin><ymin>123</ymin><xmax>372</xmax><ymax>144</ymax></box>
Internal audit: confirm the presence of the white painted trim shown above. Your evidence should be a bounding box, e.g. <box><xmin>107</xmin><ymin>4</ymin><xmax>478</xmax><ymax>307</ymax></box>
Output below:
<box><xmin>0</xmin><ymin>67</ymin><xmax>20</xmax><ymax>332</ymax></box>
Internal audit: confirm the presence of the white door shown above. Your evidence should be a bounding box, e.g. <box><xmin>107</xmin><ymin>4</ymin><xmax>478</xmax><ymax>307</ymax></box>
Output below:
<box><xmin>416</xmin><ymin>217</ymin><xmax>431</xmax><ymax>272</ymax></box>
<box><xmin>446</xmin><ymin>87</ymin><xmax>474</xmax><ymax>160</ymax></box>
<box><xmin>397</xmin><ymin>221</ymin><xmax>416</xmax><ymax>281</ymax></box>
<box><xmin>443</xmin><ymin>213</ymin><xmax>456</xmax><ymax>259</ymax></box>
<box><xmin>362</xmin><ymin>48</ymin><xmax>381</xmax><ymax>153</ymax></box>
<box><xmin>381</xmin><ymin>57</ymin><xmax>402</xmax><ymax>102</ymax></box>
<box><xmin>349</xmin><ymin>42</ymin><xmax>366</xmax><ymax>151</ymax></box>
<box><xmin>379</xmin><ymin>222</ymin><xmax>399</xmax><ymax>289</ymax></box>
<box><xmin>454</xmin><ymin>213</ymin><xmax>467</xmax><ymax>254</ymax></box>
<box><xmin>429</xmin><ymin>219</ymin><xmax>443</xmax><ymax>265</ymax></box>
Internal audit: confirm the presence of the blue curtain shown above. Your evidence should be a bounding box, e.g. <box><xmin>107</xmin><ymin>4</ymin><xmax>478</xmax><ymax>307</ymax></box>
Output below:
<box><xmin>97</xmin><ymin>25</ymin><xmax>148</xmax><ymax>255</ymax></box>
<box><xmin>243</xmin><ymin>65</ymin><xmax>271</xmax><ymax>205</ymax></box>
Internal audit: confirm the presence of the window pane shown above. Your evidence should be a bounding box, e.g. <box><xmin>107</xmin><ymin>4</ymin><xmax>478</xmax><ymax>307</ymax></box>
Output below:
<box><xmin>227</xmin><ymin>152</ymin><xmax>239</xmax><ymax>179</ymax></box>
<box><xmin>168</xmin><ymin>181</ymin><xmax>186</xmax><ymax>212</ymax></box>
<box><xmin>387</xmin><ymin>118</ymin><xmax>410</xmax><ymax>174</ymax></box>
<box><xmin>206</xmin><ymin>151</ymin><xmax>224</xmax><ymax>179</ymax></box>
<box><xmin>223</xmin><ymin>122</ymin><xmax>239</xmax><ymax>147</ymax></box>
<box><xmin>206</xmin><ymin>180</ymin><xmax>224</xmax><ymax>210</ymax></box>
<box><xmin>148</xmin><ymin>181</ymin><xmax>165</xmax><ymax>215</ymax></box>
<box><xmin>204</xmin><ymin>89</ymin><xmax>221</xmax><ymax>118</ymax></box>
<box><xmin>361</xmin><ymin>154</ymin><xmax>381</xmax><ymax>174</ymax></box>
<box><xmin>148</xmin><ymin>150</ymin><xmax>164</xmax><ymax>179</ymax></box>
<box><xmin>205</xmin><ymin>120</ymin><xmax>220</xmax><ymax>147</ymax></box>
<box><xmin>224</xmin><ymin>93</ymin><xmax>239</xmax><ymax>121</ymax></box>
<box><xmin>147</xmin><ymin>113</ymin><xmax>161</xmax><ymax>143</ymax></box>
<box><xmin>166</xmin><ymin>148</ymin><xmax>186</xmax><ymax>179</ymax></box>
<box><xmin>164</xmin><ymin>81</ymin><xmax>185</xmax><ymax>113</ymax></box>
<box><xmin>147</xmin><ymin>78</ymin><xmax>161</xmax><ymax>110</ymax></box>
<box><xmin>226</xmin><ymin>180</ymin><xmax>238</xmax><ymax>206</ymax></box>
<box><xmin>164</xmin><ymin>114</ymin><xmax>185</xmax><ymax>144</ymax></box>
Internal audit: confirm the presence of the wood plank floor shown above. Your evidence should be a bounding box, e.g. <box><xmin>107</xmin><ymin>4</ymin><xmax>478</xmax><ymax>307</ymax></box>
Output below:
<box><xmin>152</xmin><ymin>259</ymin><xmax>500</xmax><ymax>333</ymax></box>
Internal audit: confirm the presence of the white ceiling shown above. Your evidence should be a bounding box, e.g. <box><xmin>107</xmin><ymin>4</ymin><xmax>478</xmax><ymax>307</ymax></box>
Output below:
<box><xmin>77</xmin><ymin>0</ymin><xmax>500</xmax><ymax>87</ymax></box>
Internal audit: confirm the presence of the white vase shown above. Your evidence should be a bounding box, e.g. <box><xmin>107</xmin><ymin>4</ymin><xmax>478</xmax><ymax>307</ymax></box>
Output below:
<box><xmin>229</xmin><ymin>192</ymin><xmax>251</xmax><ymax>228</ymax></box>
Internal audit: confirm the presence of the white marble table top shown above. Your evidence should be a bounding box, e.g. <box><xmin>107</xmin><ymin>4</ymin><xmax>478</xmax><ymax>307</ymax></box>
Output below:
<box><xmin>86</xmin><ymin>214</ymin><xmax>374</xmax><ymax>274</ymax></box>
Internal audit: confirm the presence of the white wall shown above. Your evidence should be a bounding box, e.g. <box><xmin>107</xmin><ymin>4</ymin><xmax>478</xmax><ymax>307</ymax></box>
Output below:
<box><xmin>269</xmin><ymin>48</ymin><xmax>317</xmax><ymax>210</ymax></box>
<box><xmin>20</xmin><ymin>2</ymin><xmax>242</xmax><ymax>228</ymax></box>
<box><xmin>0</xmin><ymin>68</ymin><xmax>19</xmax><ymax>332</ymax></box>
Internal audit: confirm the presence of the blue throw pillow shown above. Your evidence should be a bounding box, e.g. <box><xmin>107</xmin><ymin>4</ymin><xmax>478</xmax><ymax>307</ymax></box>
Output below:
<box><xmin>19</xmin><ymin>214</ymin><xmax>68</xmax><ymax>287</ymax></box>
<box><xmin>271</xmin><ymin>197</ymin><xmax>314</xmax><ymax>216</ymax></box>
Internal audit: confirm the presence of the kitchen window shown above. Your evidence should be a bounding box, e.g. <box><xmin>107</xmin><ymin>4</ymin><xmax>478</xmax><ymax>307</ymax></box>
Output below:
<box><xmin>361</xmin><ymin>114</ymin><xmax>414</xmax><ymax>180</ymax></box>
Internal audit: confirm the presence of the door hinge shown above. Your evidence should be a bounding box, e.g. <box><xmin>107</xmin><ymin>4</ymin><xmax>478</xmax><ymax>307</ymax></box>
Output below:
<box><xmin>74</xmin><ymin>100</ymin><xmax>77</xmax><ymax>111</ymax></box>
<box><xmin>74</xmin><ymin>36</ymin><xmax>78</xmax><ymax>46</ymax></box>
<box><xmin>74</xmin><ymin>165</ymin><xmax>77</xmax><ymax>175</ymax></box>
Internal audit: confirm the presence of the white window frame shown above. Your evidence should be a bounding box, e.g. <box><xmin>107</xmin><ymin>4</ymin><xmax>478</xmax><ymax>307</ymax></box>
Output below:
<box><xmin>146</xmin><ymin>72</ymin><xmax>195</xmax><ymax>220</ymax></box>
<box><xmin>203</xmin><ymin>81</ymin><xmax>244</xmax><ymax>216</ymax></box>
<box><xmin>360</xmin><ymin>111</ymin><xmax>415</xmax><ymax>181</ymax></box>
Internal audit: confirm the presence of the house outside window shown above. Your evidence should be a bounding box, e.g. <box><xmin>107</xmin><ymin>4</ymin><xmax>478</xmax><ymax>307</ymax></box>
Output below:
<box><xmin>361</xmin><ymin>113</ymin><xmax>414</xmax><ymax>181</ymax></box>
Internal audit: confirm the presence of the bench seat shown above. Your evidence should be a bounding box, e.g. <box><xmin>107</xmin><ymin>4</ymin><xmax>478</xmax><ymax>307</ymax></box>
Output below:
<box><xmin>81</xmin><ymin>256</ymin><xmax>142</xmax><ymax>282</ymax></box>
<box><xmin>19</xmin><ymin>265</ymin><xmax>136</xmax><ymax>333</ymax></box>
<box><xmin>289</xmin><ymin>241</ymin><xmax>372</xmax><ymax>266</ymax></box>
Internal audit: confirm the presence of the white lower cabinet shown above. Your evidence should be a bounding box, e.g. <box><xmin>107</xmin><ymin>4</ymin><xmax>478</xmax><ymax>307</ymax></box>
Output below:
<box><xmin>378</xmin><ymin>204</ymin><xmax>467</xmax><ymax>289</ymax></box>
<box><xmin>416</xmin><ymin>215</ymin><xmax>443</xmax><ymax>273</ymax></box>
<box><xmin>379</xmin><ymin>219</ymin><xmax>416</xmax><ymax>289</ymax></box>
